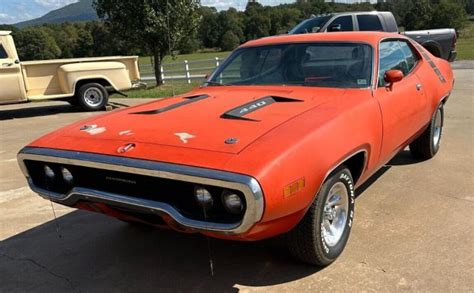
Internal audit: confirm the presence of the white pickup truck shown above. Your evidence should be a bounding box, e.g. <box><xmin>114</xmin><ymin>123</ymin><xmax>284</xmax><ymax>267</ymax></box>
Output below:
<box><xmin>0</xmin><ymin>31</ymin><xmax>141</xmax><ymax>111</ymax></box>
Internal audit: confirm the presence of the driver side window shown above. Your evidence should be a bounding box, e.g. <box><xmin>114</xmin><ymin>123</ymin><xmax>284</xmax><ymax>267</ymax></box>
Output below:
<box><xmin>378</xmin><ymin>41</ymin><xmax>409</xmax><ymax>87</ymax></box>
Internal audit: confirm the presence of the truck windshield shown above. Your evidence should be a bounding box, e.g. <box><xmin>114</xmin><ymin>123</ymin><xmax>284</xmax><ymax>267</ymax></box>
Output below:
<box><xmin>207</xmin><ymin>42</ymin><xmax>373</xmax><ymax>89</ymax></box>
<box><xmin>288</xmin><ymin>16</ymin><xmax>331</xmax><ymax>34</ymax></box>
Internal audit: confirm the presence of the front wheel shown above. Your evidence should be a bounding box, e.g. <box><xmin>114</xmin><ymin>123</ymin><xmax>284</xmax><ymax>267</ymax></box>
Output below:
<box><xmin>75</xmin><ymin>83</ymin><xmax>109</xmax><ymax>111</ymax></box>
<box><xmin>410</xmin><ymin>103</ymin><xmax>444</xmax><ymax>160</ymax></box>
<box><xmin>287</xmin><ymin>167</ymin><xmax>355</xmax><ymax>266</ymax></box>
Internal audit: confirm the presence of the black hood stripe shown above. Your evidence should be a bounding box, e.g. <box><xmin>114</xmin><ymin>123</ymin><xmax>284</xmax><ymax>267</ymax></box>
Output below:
<box><xmin>221</xmin><ymin>96</ymin><xmax>303</xmax><ymax>121</ymax></box>
<box><xmin>130</xmin><ymin>94</ymin><xmax>209</xmax><ymax>115</ymax></box>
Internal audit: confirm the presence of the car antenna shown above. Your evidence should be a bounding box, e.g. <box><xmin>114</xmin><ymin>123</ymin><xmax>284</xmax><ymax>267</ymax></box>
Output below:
<box><xmin>201</xmin><ymin>204</ymin><xmax>215</xmax><ymax>276</ymax></box>
<box><xmin>166</xmin><ymin>0</ymin><xmax>176</xmax><ymax>97</ymax></box>
<box><xmin>49</xmin><ymin>200</ymin><xmax>63</xmax><ymax>239</ymax></box>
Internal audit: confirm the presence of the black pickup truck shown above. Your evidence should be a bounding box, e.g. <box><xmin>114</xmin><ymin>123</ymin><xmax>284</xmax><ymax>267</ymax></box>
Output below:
<box><xmin>289</xmin><ymin>11</ymin><xmax>457</xmax><ymax>62</ymax></box>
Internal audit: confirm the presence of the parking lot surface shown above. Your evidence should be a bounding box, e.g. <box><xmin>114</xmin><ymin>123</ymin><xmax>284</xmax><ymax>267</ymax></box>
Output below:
<box><xmin>0</xmin><ymin>69</ymin><xmax>473</xmax><ymax>292</ymax></box>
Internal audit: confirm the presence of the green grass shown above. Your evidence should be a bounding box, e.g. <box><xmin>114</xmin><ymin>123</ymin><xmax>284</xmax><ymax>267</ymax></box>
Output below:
<box><xmin>457</xmin><ymin>19</ymin><xmax>474</xmax><ymax>60</ymax></box>
<box><xmin>456</xmin><ymin>38</ymin><xmax>474</xmax><ymax>60</ymax></box>
<box><xmin>116</xmin><ymin>81</ymin><xmax>202</xmax><ymax>99</ymax></box>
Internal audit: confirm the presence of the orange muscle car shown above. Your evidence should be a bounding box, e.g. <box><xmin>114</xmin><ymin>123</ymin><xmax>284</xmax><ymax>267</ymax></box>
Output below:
<box><xmin>18</xmin><ymin>32</ymin><xmax>453</xmax><ymax>266</ymax></box>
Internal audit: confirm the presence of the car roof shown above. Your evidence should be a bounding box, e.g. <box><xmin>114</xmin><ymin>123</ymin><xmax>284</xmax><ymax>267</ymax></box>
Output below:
<box><xmin>241</xmin><ymin>31</ymin><xmax>405</xmax><ymax>48</ymax></box>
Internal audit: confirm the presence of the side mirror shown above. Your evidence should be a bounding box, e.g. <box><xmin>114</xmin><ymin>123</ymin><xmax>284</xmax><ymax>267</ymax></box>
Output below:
<box><xmin>328</xmin><ymin>24</ymin><xmax>341</xmax><ymax>32</ymax></box>
<box><xmin>14</xmin><ymin>59</ymin><xmax>20</xmax><ymax>64</ymax></box>
<box><xmin>384</xmin><ymin>69</ymin><xmax>403</xmax><ymax>90</ymax></box>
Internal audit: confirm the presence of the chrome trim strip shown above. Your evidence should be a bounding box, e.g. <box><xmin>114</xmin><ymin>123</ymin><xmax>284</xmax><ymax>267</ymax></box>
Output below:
<box><xmin>18</xmin><ymin>147</ymin><xmax>264</xmax><ymax>235</ymax></box>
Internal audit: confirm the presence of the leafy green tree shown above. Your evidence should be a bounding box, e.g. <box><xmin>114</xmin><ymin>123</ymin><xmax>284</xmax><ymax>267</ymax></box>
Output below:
<box><xmin>220</xmin><ymin>30</ymin><xmax>240</xmax><ymax>51</ymax></box>
<box><xmin>404</xmin><ymin>0</ymin><xmax>433</xmax><ymax>30</ymax></box>
<box><xmin>199</xmin><ymin>7</ymin><xmax>220</xmax><ymax>48</ymax></box>
<box><xmin>15</xmin><ymin>28</ymin><xmax>61</xmax><ymax>60</ymax></box>
<box><xmin>94</xmin><ymin>0</ymin><xmax>201</xmax><ymax>85</ymax></box>
<box><xmin>430</xmin><ymin>0</ymin><xmax>468</xmax><ymax>31</ymax></box>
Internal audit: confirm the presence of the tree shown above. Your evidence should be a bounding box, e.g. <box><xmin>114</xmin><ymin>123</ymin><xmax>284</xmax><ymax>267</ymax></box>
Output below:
<box><xmin>430</xmin><ymin>0</ymin><xmax>468</xmax><ymax>31</ymax></box>
<box><xmin>404</xmin><ymin>0</ymin><xmax>433</xmax><ymax>30</ymax></box>
<box><xmin>15</xmin><ymin>28</ymin><xmax>61</xmax><ymax>61</ymax></box>
<box><xmin>220</xmin><ymin>31</ymin><xmax>240</xmax><ymax>51</ymax></box>
<box><xmin>94</xmin><ymin>0</ymin><xmax>201</xmax><ymax>85</ymax></box>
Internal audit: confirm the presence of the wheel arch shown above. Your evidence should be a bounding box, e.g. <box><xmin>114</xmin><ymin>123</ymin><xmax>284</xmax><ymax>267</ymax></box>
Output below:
<box><xmin>73</xmin><ymin>77</ymin><xmax>117</xmax><ymax>97</ymax></box>
<box><xmin>321</xmin><ymin>148</ymin><xmax>369</xmax><ymax>189</ymax></box>
<box><xmin>421</xmin><ymin>41</ymin><xmax>442</xmax><ymax>58</ymax></box>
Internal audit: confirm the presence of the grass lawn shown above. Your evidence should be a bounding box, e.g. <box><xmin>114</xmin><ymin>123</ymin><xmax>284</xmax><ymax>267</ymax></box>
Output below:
<box><xmin>120</xmin><ymin>81</ymin><xmax>202</xmax><ymax>99</ymax></box>
<box><xmin>456</xmin><ymin>37</ymin><xmax>474</xmax><ymax>60</ymax></box>
<box><xmin>457</xmin><ymin>19</ymin><xmax>474</xmax><ymax>60</ymax></box>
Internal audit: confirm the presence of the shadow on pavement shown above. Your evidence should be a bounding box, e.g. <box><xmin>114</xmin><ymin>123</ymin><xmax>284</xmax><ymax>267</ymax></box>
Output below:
<box><xmin>0</xmin><ymin>211</ymin><xmax>321</xmax><ymax>292</ymax></box>
<box><xmin>0</xmin><ymin>101</ymin><xmax>129</xmax><ymax>121</ymax></box>
<box><xmin>0</xmin><ymin>103</ymin><xmax>83</xmax><ymax>121</ymax></box>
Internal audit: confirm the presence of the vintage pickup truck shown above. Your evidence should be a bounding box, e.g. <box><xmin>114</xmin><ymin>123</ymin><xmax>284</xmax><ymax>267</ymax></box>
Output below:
<box><xmin>0</xmin><ymin>31</ymin><xmax>140</xmax><ymax>111</ymax></box>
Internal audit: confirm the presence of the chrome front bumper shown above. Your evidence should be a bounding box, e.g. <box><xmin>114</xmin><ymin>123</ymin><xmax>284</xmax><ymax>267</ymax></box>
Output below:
<box><xmin>17</xmin><ymin>147</ymin><xmax>264</xmax><ymax>235</ymax></box>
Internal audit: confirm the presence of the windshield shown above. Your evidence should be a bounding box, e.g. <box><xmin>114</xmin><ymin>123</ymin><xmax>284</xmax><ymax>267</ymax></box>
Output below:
<box><xmin>207</xmin><ymin>42</ymin><xmax>373</xmax><ymax>88</ymax></box>
<box><xmin>289</xmin><ymin>16</ymin><xmax>331</xmax><ymax>34</ymax></box>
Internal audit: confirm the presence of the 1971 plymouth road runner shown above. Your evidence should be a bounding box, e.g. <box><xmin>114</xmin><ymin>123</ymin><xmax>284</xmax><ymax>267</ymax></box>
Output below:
<box><xmin>18</xmin><ymin>32</ymin><xmax>453</xmax><ymax>266</ymax></box>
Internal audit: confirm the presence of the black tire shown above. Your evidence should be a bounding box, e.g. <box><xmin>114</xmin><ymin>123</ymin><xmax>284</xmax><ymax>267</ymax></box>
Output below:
<box><xmin>410</xmin><ymin>103</ymin><xmax>444</xmax><ymax>160</ymax></box>
<box><xmin>76</xmin><ymin>83</ymin><xmax>109</xmax><ymax>111</ymax></box>
<box><xmin>287</xmin><ymin>166</ymin><xmax>355</xmax><ymax>266</ymax></box>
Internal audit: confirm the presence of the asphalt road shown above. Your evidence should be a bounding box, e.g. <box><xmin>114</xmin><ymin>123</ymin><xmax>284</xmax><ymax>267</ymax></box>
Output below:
<box><xmin>0</xmin><ymin>69</ymin><xmax>473</xmax><ymax>292</ymax></box>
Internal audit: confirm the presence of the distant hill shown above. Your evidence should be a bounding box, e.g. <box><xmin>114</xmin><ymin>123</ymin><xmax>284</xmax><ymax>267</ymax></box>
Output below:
<box><xmin>14</xmin><ymin>0</ymin><xmax>98</xmax><ymax>28</ymax></box>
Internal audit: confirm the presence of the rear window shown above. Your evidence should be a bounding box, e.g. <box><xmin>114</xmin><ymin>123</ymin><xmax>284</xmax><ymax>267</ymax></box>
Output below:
<box><xmin>357</xmin><ymin>15</ymin><xmax>383</xmax><ymax>31</ymax></box>
<box><xmin>0</xmin><ymin>44</ymin><xmax>8</xmax><ymax>59</ymax></box>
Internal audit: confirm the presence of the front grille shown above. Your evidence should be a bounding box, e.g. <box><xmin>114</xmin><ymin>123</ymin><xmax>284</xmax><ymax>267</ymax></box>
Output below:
<box><xmin>25</xmin><ymin>160</ymin><xmax>245</xmax><ymax>224</ymax></box>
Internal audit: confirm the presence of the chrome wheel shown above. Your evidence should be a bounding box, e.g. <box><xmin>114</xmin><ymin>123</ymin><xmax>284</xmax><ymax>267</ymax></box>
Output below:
<box><xmin>322</xmin><ymin>182</ymin><xmax>349</xmax><ymax>247</ymax></box>
<box><xmin>433</xmin><ymin>108</ymin><xmax>442</xmax><ymax>148</ymax></box>
<box><xmin>84</xmin><ymin>87</ymin><xmax>104</xmax><ymax>107</ymax></box>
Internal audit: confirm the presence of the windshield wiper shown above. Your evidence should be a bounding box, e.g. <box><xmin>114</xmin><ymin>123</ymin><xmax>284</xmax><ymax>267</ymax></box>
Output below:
<box><xmin>205</xmin><ymin>81</ymin><xmax>228</xmax><ymax>86</ymax></box>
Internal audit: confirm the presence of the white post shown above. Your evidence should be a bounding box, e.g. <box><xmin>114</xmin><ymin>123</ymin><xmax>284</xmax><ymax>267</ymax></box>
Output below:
<box><xmin>160</xmin><ymin>65</ymin><xmax>165</xmax><ymax>84</ymax></box>
<box><xmin>184</xmin><ymin>60</ymin><xmax>191</xmax><ymax>84</ymax></box>
<box><xmin>215</xmin><ymin>57</ymin><xmax>220</xmax><ymax>68</ymax></box>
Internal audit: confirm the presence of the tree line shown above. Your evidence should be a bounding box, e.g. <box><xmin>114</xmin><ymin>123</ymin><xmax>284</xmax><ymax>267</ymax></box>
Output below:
<box><xmin>0</xmin><ymin>0</ymin><xmax>470</xmax><ymax>84</ymax></box>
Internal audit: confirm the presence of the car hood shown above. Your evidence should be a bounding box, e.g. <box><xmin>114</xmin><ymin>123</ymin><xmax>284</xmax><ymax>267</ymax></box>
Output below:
<box><xmin>61</xmin><ymin>86</ymin><xmax>345</xmax><ymax>154</ymax></box>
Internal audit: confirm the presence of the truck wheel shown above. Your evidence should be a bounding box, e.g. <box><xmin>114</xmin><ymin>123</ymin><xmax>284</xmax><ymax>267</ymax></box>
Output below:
<box><xmin>76</xmin><ymin>83</ymin><xmax>108</xmax><ymax>111</ymax></box>
<box><xmin>410</xmin><ymin>103</ymin><xmax>444</xmax><ymax>160</ymax></box>
<box><xmin>287</xmin><ymin>166</ymin><xmax>355</xmax><ymax>266</ymax></box>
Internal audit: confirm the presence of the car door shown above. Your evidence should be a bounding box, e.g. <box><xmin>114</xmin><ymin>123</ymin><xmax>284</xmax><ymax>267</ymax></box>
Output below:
<box><xmin>375</xmin><ymin>40</ymin><xmax>427</xmax><ymax>161</ymax></box>
<box><xmin>0</xmin><ymin>42</ymin><xmax>26</xmax><ymax>104</ymax></box>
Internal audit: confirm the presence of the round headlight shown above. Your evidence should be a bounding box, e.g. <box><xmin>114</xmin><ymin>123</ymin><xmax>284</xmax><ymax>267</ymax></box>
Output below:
<box><xmin>222</xmin><ymin>190</ymin><xmax>243</xmax><ymax>214</ymax></box>
<box><xmin>194</xmin><ymin>186</ymin><xmax>213</xmax><ymax>208</ymax></box>
<box><xmin>44</xmin><ymin>165</ymin><xmax>55</xmax><ymax>180</ymax></box>
<box><xmin>61</xmin><ymin>167</ymin><xmax>73</xmax><ymax>185</ymax></box>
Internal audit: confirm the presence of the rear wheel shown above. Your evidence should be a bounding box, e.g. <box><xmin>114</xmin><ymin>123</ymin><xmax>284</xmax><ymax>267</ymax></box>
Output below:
<box><xmin>76</xmin><ymin>83</ymin><xmax>109</xmax><ymax>111</ymax></box>
<box><xmin>410</xmin><ymin>103</ymin><xmax>444</xmax><ymax>160</ymax></box>
<box><xmin>287</xmin><ymin>167</ymin><xmax>355</xmax><ymax>266</ymax></box>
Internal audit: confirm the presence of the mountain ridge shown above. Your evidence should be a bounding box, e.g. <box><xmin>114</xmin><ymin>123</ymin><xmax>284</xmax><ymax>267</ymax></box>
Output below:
<box><xmin>14</xmin><ymin>0</ymin><xmax>98</xmax><ymax>28</ymax></box>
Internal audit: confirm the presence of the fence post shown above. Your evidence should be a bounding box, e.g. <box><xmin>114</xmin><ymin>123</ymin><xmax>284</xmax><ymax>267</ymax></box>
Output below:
<box><xmin>184</xmin><ymin>60</ymin><xmax>191</xmax><ymax>84</ymax></box>
<box><xmin>160</xmin><ymin>65</ymin><xmax>165</xmax><ymax>84</ymax></box>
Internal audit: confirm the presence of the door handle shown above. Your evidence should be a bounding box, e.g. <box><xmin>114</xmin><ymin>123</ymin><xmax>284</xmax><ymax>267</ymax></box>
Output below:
<box><xmin>2</xmin><ymin>62</ymin><xmax>13</xmax><ymax>67</ymax></box>
<box><xmin>416</xmin><ymin>84</ymin><xmax>423</xmax><ymax>91</ymax></box>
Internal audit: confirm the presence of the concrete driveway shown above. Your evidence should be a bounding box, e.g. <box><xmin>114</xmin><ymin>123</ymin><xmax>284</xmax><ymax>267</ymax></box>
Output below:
<box><xmin>0</xmin><ymin>69</ymin><xmax>473</xmax><ymax>292</ymax></box>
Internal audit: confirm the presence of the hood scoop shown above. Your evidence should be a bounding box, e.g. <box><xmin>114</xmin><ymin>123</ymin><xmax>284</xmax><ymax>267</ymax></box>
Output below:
<box><xmin>130</xmin><ymin>94</ymin><xmax>209</xmax><ymax>115</ymax></box>
<box><xmin>221</xmin><ymin>96</ymin><xmax>303</xmax><ymax>121</ymax></box>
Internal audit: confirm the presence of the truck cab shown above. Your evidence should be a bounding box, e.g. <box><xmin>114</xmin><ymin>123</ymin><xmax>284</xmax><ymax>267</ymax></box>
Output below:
<box><xmin>0</xmin><ymin>31</ymin><xmax>27</xmax><ymax>104</ymax></box>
